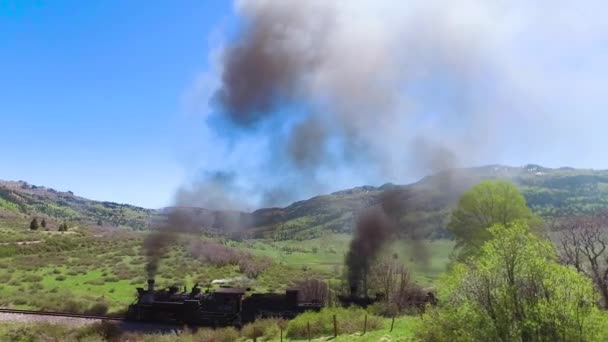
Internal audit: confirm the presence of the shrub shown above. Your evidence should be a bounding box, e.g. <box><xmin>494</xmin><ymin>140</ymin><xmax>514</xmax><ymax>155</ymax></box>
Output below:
<box><xmin>60</xmin><ymin>299</ymin><xmax>82</xmax><ymax>313</ymax></box>
<box><xmin>287</xmin><ymin>307</ymin><xmax>382</xmax><ymax>339</ymax></box>
<box><xmin>242</xmin><ymin>318</ymin><xmax>282</xmax><ymax>340</ymax></box>
<box><xmin>103</xmin><ymin>276</ymin><xmax>118</xmax><ymax>283</ymax></box>
<box><xmin>85</xmin><ymin>278</ymin><xmax>106</xmax><ymax>286</ymax></box>
<box><xmin>12</xmin><ymin>298</ymin><xmax>27</xmax><ymax>306</ymax></box>
<box><xmin>85</xmin><ymin>302</ymin><xmax>109</xmax><ymax>315</ymax></box>
<box><xmin>55</xmin><ymin>275</ymin><xmax>66</xmax><ymax>281</ymax></box>
<box><xmin>21</xmin><ymin>274</ymin><xmax>43</xmax><ymax>283</ymax></box>
<box><xmin>193</xmin><ymin>327</ymin><xmax>240</xmax><ymax>342</ymax></box>
<box><xmin>28</xmin><ymin>283</ymin><xmax>44</xmax><ymax>291</ymax></box>
<box><xmin>78</xmin><ymin>321</ymin><xmax>121</xmax><ymax>340</ymax></box>
<box><xmin>67</xmin><ymin>270</ymin><xmax>80</xmax><ymax>276</ymax></box>
<box><xmin>416</xmin><ymin>222</ymin><xmax>608</xmax><ymax>342</ymax></box>
<box><xmin>30</xmin><ymin>218</ymin><xmax>39</xmax><ymax>230</ymax></box>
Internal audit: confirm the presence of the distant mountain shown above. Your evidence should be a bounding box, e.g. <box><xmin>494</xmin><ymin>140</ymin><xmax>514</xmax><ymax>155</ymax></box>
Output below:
<box><xmin>246</xmin><ymin>164</ymin><xmax>608</xmax><ymax>240</ymax></box>
<box><xmin>3</xmin><ymin>164</ymin><xmax>608</xmax><ymax>238</ymax></box>
<box><xmin>0</xmin><ymin>180</ymin><xmax>153</xmax><ymax>229</ymax></box>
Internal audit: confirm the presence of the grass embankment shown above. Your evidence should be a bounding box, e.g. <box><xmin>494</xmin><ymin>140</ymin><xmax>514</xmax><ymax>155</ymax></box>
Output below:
<box><xmin>0</xmin><ymin>308</ymin><xmax>420</xmax><ymax>341</ymax></box>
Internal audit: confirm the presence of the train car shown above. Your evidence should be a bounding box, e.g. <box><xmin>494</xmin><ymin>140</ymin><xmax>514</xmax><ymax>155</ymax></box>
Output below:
<box><xmin>126</xmin><ymin>279</ymin><xmax>322</xmax><ymax>327</ymax></box>
<box><xmin>241</xmin><ymin>288</ymin><xmax>322</xmax><ymax>322</ymax></box>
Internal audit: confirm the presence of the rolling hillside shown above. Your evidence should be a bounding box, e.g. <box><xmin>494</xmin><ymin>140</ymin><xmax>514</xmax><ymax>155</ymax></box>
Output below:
<box><xmin>2</xmin><ymin>164</ymin><xmax>608</xmax><ymax>238</ymax></box>
<box><xmin>0</xmin><ymin>181</ymin><xmax>153</xmax><ymax>230</ymax></box>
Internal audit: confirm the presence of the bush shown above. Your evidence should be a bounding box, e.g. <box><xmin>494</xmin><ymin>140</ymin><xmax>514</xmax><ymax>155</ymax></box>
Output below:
<box><xmin>85</xmin><ymin>278</ymin><xmax>105</xmax><ymax>286</ymax></box>
<box><xmin>242</xmin><ymin>318</ymin><xmax>282</xmax><ymax>340</ymax></box>
<box><xmin>12</xmin><ymin>298</ymin><xmax>27</xmax><ymax>306</ymax></box>
<box><xmin>78</xmin><ymin>321</ymin><xmax>121</xmax><ymax>340</ymax></box>
<box><xmin>60</xmin><ymin>299</ymin><xmax>82</xmax><ymax>313</ymax></box>
<box><xmin>85</xmin><ymin>302</ymin><xmax>109</xmax><ymax>315</ymax></box>
<box><xmin>21</xmin><ymin>274</ymin><xmax>43</xmax><ymax>283</ymax></box>
<box><xmin>193</xmin><ymin>327</ymin><xmax>240</xmax><ymax>342</ymax></box>
<box><xmin>28</xmin><ymin>283</ymin><xmax>44</xmax><ymax>291</ymax></box>
<box><xmin>8</xmin><ymin>279</ymin><xmax>21</xmax><ymax>287</ymax></box>
<box><xmin>287</xmin><ymin>307</ymin><xmax>382</xmax><ymax>339</ymax></box>
<box><xmin>417</xmin><ymin>222</ymin><xmax>608</xmax><ymax>342</ymax></box>
<box><xmin>55</xmin><ymin>275</ymin><xmax>66</xmax><ymax>281</ymax></box>
<box><xmin>103</xmin><ymin>276</ymin><xmax>119</xmax><ymax>283</ymax></box>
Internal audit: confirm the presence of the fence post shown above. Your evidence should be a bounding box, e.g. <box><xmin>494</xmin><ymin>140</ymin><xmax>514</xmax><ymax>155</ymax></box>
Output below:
<box><xmin>363</xmin><ymin>314</ymin><xmax>367</xmax><ymax>335</ymax></box>
<box><xmin>280</xmin><ymin>326</ymin><xmax>283</xmax><ymax>342</ymax></box>
<box><xmin>390</xmin><ymin>316</ymin><xmax>395</xmax><ymax>332</ymax></box>
<box><xmin>308</xmin><ymin>321</ymin><xmax>311</xmax><ymax>341</ymax></box>
<box><xmin>333</xmin><ymin>314</ymin><xmax>338</xmax><ymax>337</ymax></box>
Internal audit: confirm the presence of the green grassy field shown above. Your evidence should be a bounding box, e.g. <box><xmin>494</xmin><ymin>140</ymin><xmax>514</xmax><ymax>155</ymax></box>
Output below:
<box><xmin>234</xmin><ymin>234</ymin><xmax>453</xmax><ymax>285</ymax></box>
<box><xmin>0</xmin><ymin>218</ymin><xmax>453</xmax><ymax>314</ymax></box>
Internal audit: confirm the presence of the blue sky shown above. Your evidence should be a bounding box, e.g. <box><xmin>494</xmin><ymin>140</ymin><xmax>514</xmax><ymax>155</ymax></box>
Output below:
<box><xmin>0</xmin><ymin>1</ymin><xmax>233</xmax><ymax>208</ymax></box>
<box><xmin>1</xmin><ymin>1</ymin><xmax>607</xmax><ymax>210</ymax></box>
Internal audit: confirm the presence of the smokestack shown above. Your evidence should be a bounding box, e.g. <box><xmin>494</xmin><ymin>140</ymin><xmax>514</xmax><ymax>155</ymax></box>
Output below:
<box><xmin>147</xmin><ymin>278</ymin><xmax>155</xmax><ymax>292</ymax></box>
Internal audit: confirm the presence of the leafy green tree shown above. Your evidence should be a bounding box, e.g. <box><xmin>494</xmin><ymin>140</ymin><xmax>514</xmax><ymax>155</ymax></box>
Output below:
<box><xmin>417</xmin><ymin>222</ymin><xmax>608</xmax><ymax>342</ymax></box>
<box><xmin>449</xmin><ymin>180</ymin><xmax>534</xmax><ymax>260</ymax></box>
<box><xmin>29</xmin><ymin>218</ymin><xmax>39</xmax><ymax>230</ymax></box>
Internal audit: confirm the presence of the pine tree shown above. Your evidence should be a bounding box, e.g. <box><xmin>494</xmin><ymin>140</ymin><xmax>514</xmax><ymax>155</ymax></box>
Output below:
<box><xmin>30</xmin><ymin>218</ymin><xmax>39</xmax><ymax>230</ymax></box>
<box><xmin>97</xmin><ymin>219</ymin><xmax>103</xmax><ymax>226</ymax></box>
<box><xmin>58</xmin><ymin>223</ymin><xmax>68</xmax><ymax>232</ymax></box>
<box><xmin>41</xmin><ymin>219</ymin><xmax>47</xmax><ymax>228</ymax></box>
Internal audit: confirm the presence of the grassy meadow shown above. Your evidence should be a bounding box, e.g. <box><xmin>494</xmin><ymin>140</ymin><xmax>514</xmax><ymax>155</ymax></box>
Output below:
<box><xmin>0</xmin><ymin>218</ymin><xmax>452</xmax><ymax>314</ymax></box>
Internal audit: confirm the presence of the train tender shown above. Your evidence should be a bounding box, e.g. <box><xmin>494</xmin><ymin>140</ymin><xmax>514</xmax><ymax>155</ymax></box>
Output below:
<box><xmin>126</xmin><ymin>279</ymin><xmax>322</xmax><ymax>327</ymax></box>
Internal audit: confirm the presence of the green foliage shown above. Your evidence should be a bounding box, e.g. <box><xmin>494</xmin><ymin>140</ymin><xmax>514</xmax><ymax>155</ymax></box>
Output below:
<box><xmin>287</xmin><ymin>307</ymin><xmax>383</xmax><ymax>339</ymax></box>
<box><xmin>0</xmin><ymin>198</ymin><xmax>19</xmax><ymax>212</ymax></box>
<box><xmin>417</xmin><ymin>222</ymin><xmax>608</xmax><ymax>342</ymax></box>
<box><xmin>85</xmin><ymin>301</ymin><xmax>109</xmax><ymax>315</ymax></box>
<box><xmin>241</xmin><ymin>318</ymin><xmax>284</xmax><ymax>340</ymax></box>
<box><xmin>448</xmin><ymin>180</ymin><xmax>534</xmax><ymax>260</ymax></box>
<box><xmin>29</xmin><ymin>218</ymin><xmax>39</xmax><ymax>230</ymax></box>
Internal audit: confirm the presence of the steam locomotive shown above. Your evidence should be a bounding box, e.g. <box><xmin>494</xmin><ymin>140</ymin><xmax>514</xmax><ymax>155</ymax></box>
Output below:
<box><xmin>126</xmin><ymin>279</ymin><xmax>436</xmax><ymax>327</ymax></box>
<box><xmin>126</xmin><ymin>279</ymin><xmax>323</xmax><ymax>327</ymax></box>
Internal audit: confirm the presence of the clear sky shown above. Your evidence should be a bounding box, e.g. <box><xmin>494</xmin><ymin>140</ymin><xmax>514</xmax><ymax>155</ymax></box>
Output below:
<box><xmin>0</xmin><ymin>1</ymin><xmax>233</xmax><ymax>208</ymax></box>
<box><xmin>2</xmin><ymin>1</ymin><xmax>607</xmax><ymax>210</ymax></box>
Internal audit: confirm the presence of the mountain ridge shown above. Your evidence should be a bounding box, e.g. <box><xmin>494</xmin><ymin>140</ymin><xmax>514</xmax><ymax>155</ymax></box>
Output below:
<box><xmin>3</xmin><ymin>164</ymin><xmax>608</xmax><ymax>238</ymax></box>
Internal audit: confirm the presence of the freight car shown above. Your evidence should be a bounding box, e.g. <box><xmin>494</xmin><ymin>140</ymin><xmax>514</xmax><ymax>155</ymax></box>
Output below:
<box><xmin>126</xmin><ymin>279</ymin><xmax>322</xmax><ymax>327</ymax></box>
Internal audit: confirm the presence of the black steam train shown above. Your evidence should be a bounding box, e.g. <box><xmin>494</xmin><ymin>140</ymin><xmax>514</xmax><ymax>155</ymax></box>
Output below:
<box><xmin>126</xmin><ymin>279</ymin><xmax>322</xmax><ymax>327</ymax></box>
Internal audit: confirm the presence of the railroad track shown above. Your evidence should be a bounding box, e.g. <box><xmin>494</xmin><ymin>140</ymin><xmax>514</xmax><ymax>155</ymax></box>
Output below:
<box><xmin>0</xmin><ymin>308</ymin><xmax>124</xmax><ymax>321</ymax></box>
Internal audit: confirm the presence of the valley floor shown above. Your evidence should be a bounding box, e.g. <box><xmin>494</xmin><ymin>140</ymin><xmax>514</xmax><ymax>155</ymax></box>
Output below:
<box><xmin>0</xmin><ymin>219</ymin><xmax>452</xmax><ymax>314</ymax></box>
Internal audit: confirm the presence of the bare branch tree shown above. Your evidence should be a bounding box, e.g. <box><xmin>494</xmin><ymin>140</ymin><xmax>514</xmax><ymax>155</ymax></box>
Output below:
<box><xmin>556</xmin><ymin>212</ymin><xmax>608</xmax><ymax>307</ymax></box>
<box><xmin>295</xmin><ymin>278</ymin><xmax>329</xmax><ymax>304</ymax></box>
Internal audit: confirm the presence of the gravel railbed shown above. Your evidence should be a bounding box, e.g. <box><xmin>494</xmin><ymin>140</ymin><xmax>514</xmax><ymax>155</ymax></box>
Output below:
<box><xmin>0</xmin><ymin>312</ymin><xmax>104</xmax><ymax>326</ymax></box>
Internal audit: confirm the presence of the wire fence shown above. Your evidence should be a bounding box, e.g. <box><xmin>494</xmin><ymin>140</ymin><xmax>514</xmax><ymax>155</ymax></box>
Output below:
<box><xmin>252</xmin><ymin>314</ymin><xmax>401</xmax><ymax>342</ymax></box>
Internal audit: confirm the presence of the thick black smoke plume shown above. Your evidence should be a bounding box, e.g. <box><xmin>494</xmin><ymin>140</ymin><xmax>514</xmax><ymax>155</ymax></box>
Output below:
<box><xmin>345</xmin><ymin>189</ymin><xmax>425</xmax><ymax>296</ymax></box>
<box><xmin>143</xmin><ymin>208</ymin><xmax>199</xmax><ymax>278</ymax></box>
